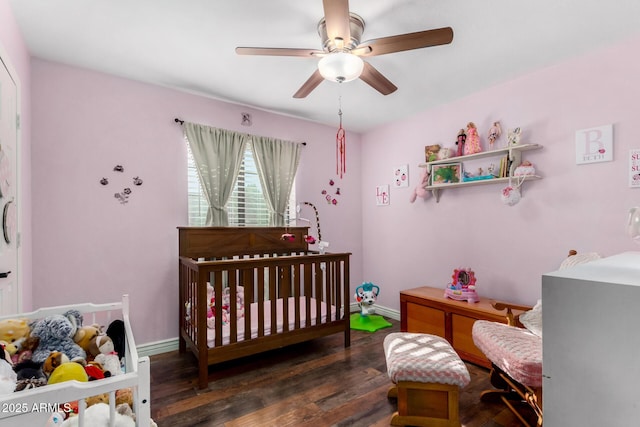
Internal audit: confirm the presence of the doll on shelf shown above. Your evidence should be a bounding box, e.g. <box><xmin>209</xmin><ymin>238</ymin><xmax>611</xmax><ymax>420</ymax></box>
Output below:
<box><xmin>487</xmin><ymin>121</ymin><xmax>502</xmax><ymax>149</ymax></box>
<box><xmin>464</xmin><ymin>122</ymin><xmax>482</xmax><ymax>155</ymax></box>
<box><xmin>455</xmin><ymin>128</ymin><xmax>466</xmax><ymax>157</ymax></box>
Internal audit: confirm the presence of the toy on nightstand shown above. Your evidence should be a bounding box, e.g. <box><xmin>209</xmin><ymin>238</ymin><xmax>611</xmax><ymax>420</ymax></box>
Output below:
<box><xmin>444</xmin><ymin>268</ymin><xmax>479</xmax><ymax>303</ymax></box>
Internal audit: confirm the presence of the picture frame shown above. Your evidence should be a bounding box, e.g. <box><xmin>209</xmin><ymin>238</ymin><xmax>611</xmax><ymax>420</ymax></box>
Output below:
<box><xmin>431</xmin><ymin>163</ymin><xmax>462</xmax><ymax>185</ymax></box>
<box><xmin>376</xmin><ymin>184</ymin><xmax>390</xmax><ymax>206</ymax></box>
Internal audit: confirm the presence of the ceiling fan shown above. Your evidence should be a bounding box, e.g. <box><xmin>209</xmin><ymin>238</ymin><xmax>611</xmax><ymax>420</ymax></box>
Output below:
<box><xmin>236</xmin><ymin>0</ymin><xmax>453</xmax><ymax>98</ymax></box>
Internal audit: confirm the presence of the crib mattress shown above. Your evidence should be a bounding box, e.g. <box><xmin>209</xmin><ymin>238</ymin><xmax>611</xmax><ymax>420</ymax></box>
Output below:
<box><xmin>207</xmin><ymin>296</ymin><xmax>336</xmax><ymax>347</ymax></box>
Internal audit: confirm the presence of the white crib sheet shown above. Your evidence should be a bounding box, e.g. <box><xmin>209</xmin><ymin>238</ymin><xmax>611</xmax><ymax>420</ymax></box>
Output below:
<box><xmin>207</xmin><ymin>296</ymin><xmax>337</xmax><ymax>347</ymax></box>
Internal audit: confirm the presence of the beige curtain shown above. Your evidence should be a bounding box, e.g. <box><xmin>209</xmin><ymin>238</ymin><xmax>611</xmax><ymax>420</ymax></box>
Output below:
<box><xmin>184</xmin><ymin>122</ymin><xmax>247</xmax><ymax>226</ymax></box>
<box><xmin>251</xmin><ymin>136</ymin><xmax>301</xmax><ymax>226</ymax></box>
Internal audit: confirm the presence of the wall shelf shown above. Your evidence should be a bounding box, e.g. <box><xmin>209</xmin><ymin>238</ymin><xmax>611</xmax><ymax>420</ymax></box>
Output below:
<box><xmin>420</xmin><ymin>143</ymin><xmax>542</xmax><ymax>202</ymax></box>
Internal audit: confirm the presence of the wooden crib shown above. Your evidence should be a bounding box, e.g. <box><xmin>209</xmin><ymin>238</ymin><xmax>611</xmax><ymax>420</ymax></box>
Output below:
<box><xmin>178</xmin><ymin>227</ymin><xmax>351</xmax><ymax>389</ymax></box>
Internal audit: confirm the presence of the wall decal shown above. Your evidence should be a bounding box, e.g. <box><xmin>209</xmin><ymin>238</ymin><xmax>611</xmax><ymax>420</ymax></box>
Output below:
<box><xmin>99</xmin><ymin>164</ymin><xmax>143</xmax><ymax>205</ymax></box>
<box><xmin>576</xmin><ymin>124</ymin><xmax>613</xmax><ymax>164</ymax></box>
<box><xmin>321</xmin><ymin>179</ymin><xmax>340</xmax><ymax>205</ymax></box>
<box><xmin>393</xmin><ymin>164</ymin><xmax>409</xmax><ymax>188</ymax></box>
<box><xmin>376</xmin><ymin>185</ymin><xmax>390</xmax><ymax>206</ymax></box>
<box><xmin>630</xmin><ymin>149</ymin><xmax>640</xmax><ymax>188</ymax></box>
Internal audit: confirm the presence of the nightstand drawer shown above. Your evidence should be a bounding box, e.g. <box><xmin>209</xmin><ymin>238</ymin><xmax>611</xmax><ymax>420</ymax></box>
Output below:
<box><xmin>406</xmin><ymin>302</ymin><xmax>446</xmax><ymax>337</ymax></box>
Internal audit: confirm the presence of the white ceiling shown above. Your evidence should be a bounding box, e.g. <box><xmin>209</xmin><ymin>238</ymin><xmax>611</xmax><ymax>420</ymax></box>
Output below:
<box><xmin>9</xmin><ymin>0</ymin><xmax>640</xmax><ymax>133</ymax></box>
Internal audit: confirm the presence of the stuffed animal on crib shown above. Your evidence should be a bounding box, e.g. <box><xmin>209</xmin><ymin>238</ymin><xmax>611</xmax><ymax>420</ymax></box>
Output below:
<box><xmin>60</xmin><ymin>402</ymin><xmax>136</xmax><ymax>427</ymax></box>
<box><xmin>354</xmin><ymin>282</ymin><xmax>380</xmax><ymax>316</ymax></box>
<box><xmin>88</xmin><ymin>334</ymin><xmax>115</xmax><ymax>361</ymax></box>
<box><xmin>0</xmin><ymin>318</ymin><xmax>31</xmax><ymax>357</ymax></box>
<box><xmin>206</xmin><ymin>283</ymin><xmax>231</xmax><ymax>328</ymax></box>
<box><xmin>31</xmin><ymin>314</ymin><xmax>87</xmax><ymax>364</ymax></box>
<box><xmin>0</xmin><ymin>343</ymin><xmax>16</xmax><ymax>394</ymax></box>
<box><xmin>45</xmin><ymin>352</ymin><xmax>89</xmax><ymax>385</ymax></box>
<box><xmin>73</xmin><ymin>323</ymin><xmax>101</xmax><ymax>354</ymax></box>
<box><xmin>223</xmin><ymin>286</ymin><xmax>245</xmax><ymax>319</ymax></box>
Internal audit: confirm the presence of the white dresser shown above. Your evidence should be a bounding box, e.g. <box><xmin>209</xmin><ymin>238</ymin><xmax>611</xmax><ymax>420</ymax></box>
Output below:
<box><xmin>542</xmin><ymin>251</ymin><xmax>640</xmax><ymax>427</ymax></box>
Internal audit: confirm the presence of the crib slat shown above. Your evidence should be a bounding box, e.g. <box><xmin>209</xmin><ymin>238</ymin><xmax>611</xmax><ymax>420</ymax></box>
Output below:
<box><xmin>304</xmin><ymin>261</ymin><xmax>312</xmax><ymax>328</ymax></box>
<box><xmin>294</xmin><ymin>262</ymin><xmax>301</xmax><ymax>329</ymax></box>
<box><xmin>214</xmin><ymin>271</ymin><xmax>223</xmax><ymax>348</ymax></box>
<box><xmin>257</xmin><ymin>264</ymin><xmax>265</xmax><ymax>337</ymax></box>
<box><xmin>269</xmin><ymin>265</ymin><xmax>277</xmax><ymax>335</ymax></box>
<box><xmin>315</xmin><ymin>261</ymin><xmax>323</xmax><ymax>326</ymax></box>
<box><xmin>280</xmin><ymin>265</ymin><xmax>289</xmax><ymax>333</ymax></box>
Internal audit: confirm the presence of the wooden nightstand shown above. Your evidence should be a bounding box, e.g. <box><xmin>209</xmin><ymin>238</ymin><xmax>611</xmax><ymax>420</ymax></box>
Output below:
<box><xmin>400</xmin><ymin>286</ymin><xmax>530</xmax><ymax>368</ymax></box>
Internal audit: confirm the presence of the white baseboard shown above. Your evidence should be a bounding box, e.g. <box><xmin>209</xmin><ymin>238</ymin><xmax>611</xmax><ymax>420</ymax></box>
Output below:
<box><xmin>137</xmin><ymin>338</ymin><xmax>179</xmax><ymax>358</ymax></box>
<box><xmin>137</xmin><ymin>304</ymin><xmax>400</xmax><ymax>357</ymax></box>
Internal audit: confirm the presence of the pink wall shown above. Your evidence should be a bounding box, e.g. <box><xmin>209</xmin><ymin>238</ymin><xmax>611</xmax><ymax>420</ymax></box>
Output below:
<box><xmin>0</xmin><ymin>0</ymin><xmax>32</xmax><ymax>311</ymax></box>
<box><xmin>30</xmin><ymin>59</ymin><xmax>362</xmax><ymax>345</ymax></box>
<box><xmin>12</xmin><ymin>3</ymin><xmax>640</xmax><ymax>343</ymax></box>
<box><xmin>361</xmin><ymin>34</ymin><xmax>640</xmax><ymax>310</ymax></box>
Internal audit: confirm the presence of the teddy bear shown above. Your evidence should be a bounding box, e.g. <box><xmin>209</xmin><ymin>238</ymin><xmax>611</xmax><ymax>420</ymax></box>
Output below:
<box><xmin>31</xmin><ymin>314</ymin><xmax>87</xmax><ymax>364</ymax></box>
<box><xmin>74</xmin><ymin>324</ymin><xmax>102</xmax><ymax>353</ymax></box>
<box><xmin>409</xmin><ymin>167</ymin><xmax>431</xmax><ymax>203</ymax></box>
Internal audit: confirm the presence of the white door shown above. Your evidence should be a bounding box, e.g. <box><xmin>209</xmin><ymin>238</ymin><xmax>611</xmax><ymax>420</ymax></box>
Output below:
<box><xmin>0</xmin><ymin>54</ymin><xmax>19</xmax><ymax>315</ymax></box>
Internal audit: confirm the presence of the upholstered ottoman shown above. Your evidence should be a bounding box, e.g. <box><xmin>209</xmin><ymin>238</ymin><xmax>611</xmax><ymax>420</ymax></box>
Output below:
<box><xmin>384</xmin><ymin>332</ymin><xmax>471</xmax><ymax>427</ymax></box>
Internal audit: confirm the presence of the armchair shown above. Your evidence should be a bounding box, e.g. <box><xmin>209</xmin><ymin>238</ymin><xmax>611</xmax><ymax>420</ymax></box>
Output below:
<box><xmin>472</xmin><ymin>301</ymin><xmax>542</xmax><ymax>427</ymax></box>
<box><xmin>471</xmin><ymin>250</ymin><xmax>600</xmax><ymax>427</ymax></box>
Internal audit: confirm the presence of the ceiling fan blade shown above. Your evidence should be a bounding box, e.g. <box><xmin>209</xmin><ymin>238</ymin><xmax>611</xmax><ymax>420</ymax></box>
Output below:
<box><xmin>293</xmin><ymin>70</ymin><xmax>324</xmax><ymax>98</ymax></box>
<box><xmin>357</xmin><ymin>27</ymin><xmax>454</xmax><ymax>57</ymax></box>
<box><xmin>323</xmin><ymin>0</ymin><xmax>351</xmax><ymax>43</ymax></box>
<box><xmin>236</xmin><ymin>47</ymin><xmax>323</xmax><ymax>57</ymax></box>
<box><xmin>359</xmin><ymin>61</ymin><xmax>397</xmax><ymax>95</ymax></box>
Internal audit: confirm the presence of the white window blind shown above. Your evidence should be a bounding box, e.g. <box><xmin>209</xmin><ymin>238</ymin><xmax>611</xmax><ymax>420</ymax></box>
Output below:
<box><xmin>187</xmin><ymin>142</ymin><xmax>295</xmax><ymax>226</ymax></box>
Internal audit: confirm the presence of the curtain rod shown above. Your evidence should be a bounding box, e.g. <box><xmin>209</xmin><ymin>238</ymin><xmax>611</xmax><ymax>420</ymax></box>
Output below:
<box><xmin>174</xmin><ymin>117</ymin><xmax>306</xmax><ymax>145</ymax></box>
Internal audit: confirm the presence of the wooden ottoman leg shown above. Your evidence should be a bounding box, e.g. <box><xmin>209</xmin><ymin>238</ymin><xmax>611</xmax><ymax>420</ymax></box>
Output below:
<box><xmin>390</xmin><ymin>381</ymin><xmax>461</xmax><ymax>427</ymax></box>
<box><xmin>388</xmin><ymin>385</ymin><xmax>398</xmax><ymax>399</ymax></box>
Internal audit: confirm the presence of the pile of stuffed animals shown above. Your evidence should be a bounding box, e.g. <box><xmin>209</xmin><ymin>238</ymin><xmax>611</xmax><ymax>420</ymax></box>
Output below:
<box><xmin>0</xmin><ymin>310</ymin><xmax>151</xmax><ymax>425</ymax></box>
<box><xmin>206</xmin><ymin>284</ymin><xmax>245</xmax><ymax>329</ymax></box>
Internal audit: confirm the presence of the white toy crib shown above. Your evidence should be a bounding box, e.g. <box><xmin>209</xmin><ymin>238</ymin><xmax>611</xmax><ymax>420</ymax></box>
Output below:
<box><xmin>0</xmin><ymin>294</ymin><xmax>150</xmax><ymax>427</ymax></box>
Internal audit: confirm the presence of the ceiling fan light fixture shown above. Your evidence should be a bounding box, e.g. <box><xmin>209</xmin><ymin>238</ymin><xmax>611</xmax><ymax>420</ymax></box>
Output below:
<box><xmin>318</xmin><ymin>52</ymin><xmax>364</xmax><ymax>83</ymax></box>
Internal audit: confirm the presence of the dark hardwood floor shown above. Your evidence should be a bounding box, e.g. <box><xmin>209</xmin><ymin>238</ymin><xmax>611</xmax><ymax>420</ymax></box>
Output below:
<box><xmin>149</xmin><ymin>318</ymin><xmax>535</xmax><ymax>426</ymax></box>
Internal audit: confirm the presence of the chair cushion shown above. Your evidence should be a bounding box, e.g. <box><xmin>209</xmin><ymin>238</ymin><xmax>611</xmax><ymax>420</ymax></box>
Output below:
<box><xmin>472</xmin><ymin>320</ymin><xmax>542</xmax><ymax>387</ymax></box>
<box><xmin>519</xmin><ymin>299</ymin><xmax>542</xmax><ymax>338</ymax></box>
<box><xmin>383</xmin><ymin>332</ymin><xmax>470</xmax><ymax>388</ymax></box>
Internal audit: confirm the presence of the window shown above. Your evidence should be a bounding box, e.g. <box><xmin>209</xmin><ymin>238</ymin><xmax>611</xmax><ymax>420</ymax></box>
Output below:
<box><xmin>187</xmin><ymin>142</ymin><xmax>295</xmax><ymax>226</ymax></box>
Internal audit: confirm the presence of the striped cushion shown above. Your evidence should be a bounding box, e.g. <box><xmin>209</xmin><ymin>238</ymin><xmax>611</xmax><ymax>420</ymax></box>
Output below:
<box><xmin>383</xmin><ymin>332</ymin><xmax>470</xmax><ymax>388</ymax></box>
<box><xmin>472</xmin><ymin>320</ymin><xmax>542</xmax><ymax>387</ymax></box>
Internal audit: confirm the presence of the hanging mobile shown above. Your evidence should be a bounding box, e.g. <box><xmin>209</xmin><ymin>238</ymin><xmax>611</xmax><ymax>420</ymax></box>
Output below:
<box><xmin>336</xmin><ymin>96</ymin><xmax>346</xmax><ymax>179</ymax></box>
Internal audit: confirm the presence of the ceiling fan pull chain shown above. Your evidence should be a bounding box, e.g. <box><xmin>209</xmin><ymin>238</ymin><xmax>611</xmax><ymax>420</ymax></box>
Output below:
<box><xmin>336</xmin><ymin>95</ymin><xmax>346</xmax><ymax>179</ymax></box>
